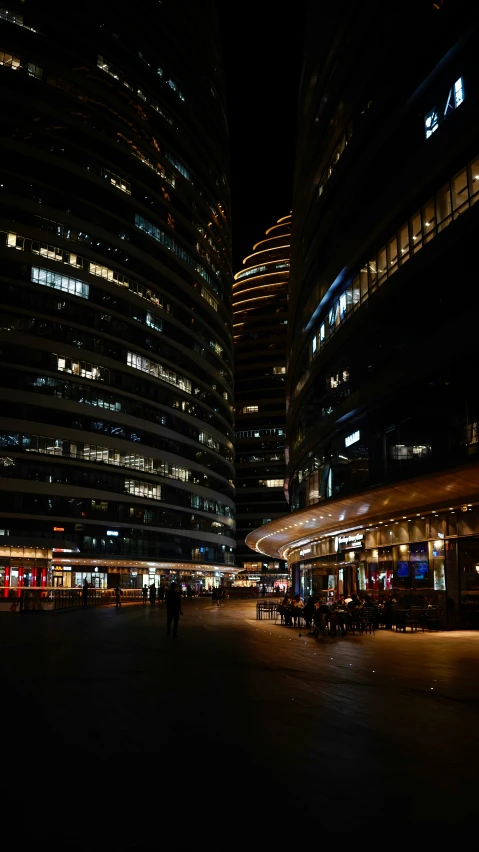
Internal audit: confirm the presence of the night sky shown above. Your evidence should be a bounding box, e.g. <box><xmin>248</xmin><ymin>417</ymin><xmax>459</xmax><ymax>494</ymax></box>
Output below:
<box><xmin>216</xmin><ymin>3</ymin><xmax>307</xmax><ymax>272</ymax></box>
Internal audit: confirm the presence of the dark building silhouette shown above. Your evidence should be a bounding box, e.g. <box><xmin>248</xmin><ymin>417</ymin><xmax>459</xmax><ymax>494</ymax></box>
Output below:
<box><xmin>0</xmin><ymin>1</ymin><xmax>235</xmax><ymax>592</ymax></box>
<box><xmin>247</xmin><ymin>0</ymin><xmax>479</xmax><ymax>626</ymax></box>
<box><xmin>233</xmin><ymin>215</ymin><xmax>290</xmax><ymax>591</ymax></box>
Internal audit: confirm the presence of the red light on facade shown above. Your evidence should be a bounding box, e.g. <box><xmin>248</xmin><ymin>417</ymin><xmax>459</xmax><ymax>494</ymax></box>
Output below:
<box><xmin>53</xmin><ymin>527</ymin><xmax>65</xmax><ymax>532</ymax></box>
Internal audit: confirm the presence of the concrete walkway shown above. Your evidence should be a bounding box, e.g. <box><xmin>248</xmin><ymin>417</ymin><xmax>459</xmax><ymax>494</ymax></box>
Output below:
<box><xmin>2</xmin><ymin>598</ymin><xmax>477</xmax><ymax>841</ymax></box>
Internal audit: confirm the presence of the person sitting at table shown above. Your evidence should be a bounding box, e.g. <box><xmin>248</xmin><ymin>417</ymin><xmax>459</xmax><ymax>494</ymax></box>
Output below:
<box><xmin>314</xmin><ymin>599</ymin><xmax>330</xmax><ymax>634</ymax></box>
<box><xmin>382</xmin><ymin>593</ymin><xmax>397</xmax><ymax>630</ymax></box>
<box><xmin>290</xmin><ymin>593</ymin><xmax>304</xmax><ymax>627</ymax></box>
<box><xmin>302</xmin><ymin>596</ymin><xmax>316</xmax><ymax>630</ymax></box>
<box><xmin>279</xmin><ymin>593</ymin><xmax>292</xmax><ymax>625</ymax></box>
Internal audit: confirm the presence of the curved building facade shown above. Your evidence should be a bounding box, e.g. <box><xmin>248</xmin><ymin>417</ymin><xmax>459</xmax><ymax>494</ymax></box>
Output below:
<box><xmin>247</xmin><ymin>1</ymin><xmax>479</xmax><ymax>626</ymax></box>
<box><xmin>233</xmin><ymin>216</ymin><xmax>290</xmax><ymax>590</ymax></box>
<box><xmin>0</xmin><ymin>0</ymin><xmax>235</xmax><ymax>592</ymax></box>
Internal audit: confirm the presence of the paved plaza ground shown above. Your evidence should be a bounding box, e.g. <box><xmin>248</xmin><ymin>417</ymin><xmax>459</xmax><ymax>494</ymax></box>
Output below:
<box><xmin>2</xmin><ymin>597</ymin><xmax>478</xmax><ymax>842</ymax></box>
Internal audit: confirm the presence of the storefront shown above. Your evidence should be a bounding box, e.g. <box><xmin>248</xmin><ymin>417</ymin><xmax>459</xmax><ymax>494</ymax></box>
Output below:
<box><xmin>0</xmin><ymin>544</ymin><xmax>53</xmax><ymax>596</ymax></box>
<box><xmin>276</xmin><ymin>506</ymin><xmax>479</xmax><ymax>627</ymax></box>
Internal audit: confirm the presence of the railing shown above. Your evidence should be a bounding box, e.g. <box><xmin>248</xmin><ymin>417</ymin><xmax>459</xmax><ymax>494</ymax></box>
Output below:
<box><xmin>0</xmin><ymin>586</ymin><xmax>145</xmax><ymax>611</ymax></box>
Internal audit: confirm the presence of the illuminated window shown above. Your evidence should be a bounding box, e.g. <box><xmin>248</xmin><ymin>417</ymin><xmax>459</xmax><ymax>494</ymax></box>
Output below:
<box><xmin>454</xmin><ymin>77</ymin><xmax>464</xmax><ymax>108</ymax></box>
<box><xmin>127</xmin><ymin>351</ymin><xmax>192</xmax><ymax>394</ymax></box>
<box><xmin>103</xmin><ymin>168</ymin><xmax>131</xmax><ymax>195</ymax></box>
<box><xmin>259</xmin><ymin>479</ymin><xmax>284</xmax><ymax>488</ymax></box>
<box><xmin>199</xmin><ymin>431</ymin><xmax>220</xmax><ymax>452</ymax></box>
<box><xmin>145</xmin><ymin>312</ymin><xmax>162</xmax><ymax>332</ymax></box>
<box><xmin>273</xmin><ymin>366</ymin><xmax>287</xmax><ymax>374</ymax></box>
<box><xmin>0</xmin><ymin>51</ymin><xmax>20</xmax><ymax>69</ymax></box>
<box><xmin>209</xmin><ymin>340</ymin><xmax>223</xmax><ymax>357</ymax></box>
<box><xmin>125</xmin><ymin>479</ymin><xmax>161</xmax><ymax>500</ymax></box>
<box><xmin>391</xmin><ymin>444</ymin><xmax>431</xmax><ymax>461</ymax></box>
<box><xmin>56</xmin><ymin>356</ymin><xmax>109</xmax><ymax>383</ymax></box>
<box><xmin>425</xmin><ymin>108</ymin><xmax>439</xmax><ymax>138</ymax></box>
<box><xmin>27</xmin><ymin>62</ymin><xmax>42</xmax><ymax>79</ymax></box>
<box><xmin>7</xmin><ymin>232</ymin><xmax>24</xmax><ymax>250</ymax></box>
<box><xmin>31</xmin><ymin>267</ymin><xmax>89</xmax><ymax>299</ymax></box>
<box><xmin>201</xmin><ymin>287</ymin><xmax>218</xmax><ymax>311</ymax></box>
<box><xmin>242</xmin><ymin>405</ymin><xmax>258</xmax><ymax>414</ymax></box>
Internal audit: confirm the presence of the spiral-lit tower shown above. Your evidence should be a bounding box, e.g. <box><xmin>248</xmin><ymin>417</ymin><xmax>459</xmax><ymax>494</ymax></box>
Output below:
<box><xmin>0</xmin><ymin>0</ymin><xmax>235</xmax><ymax>593</ymax></box>
<box><xmin>233</xmin><ymin>215</ymin><xmax>290</xmax><ymax>590</ymax></box>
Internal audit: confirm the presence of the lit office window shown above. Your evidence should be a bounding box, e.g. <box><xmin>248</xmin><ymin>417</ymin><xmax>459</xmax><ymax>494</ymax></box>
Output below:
<box><xmin>31</xmin><ymin>267</ymin><xmax>89</xmax><ymax>299</ymax></box>
<box><xmin>56</xmin><ymin>356</ymin><xmax>109</xmax><ymax>382</ymax></box>
<box><xmin>103</xmin><ymin>168</ymin><xmax>131</xmax><ymax>195</ymax></box>
<box><xmin>242</xmin><ymin>405</ymin><xmax>258</xmax><ymax>414</ymax></box>
<box><xmin>425</xmin><ymin>108</ymin><xmax>439</xmax><ymax>138</ymax></box>
<box><xmin>27</xmin><ymin>62</ymin><xmax>42</xmax><ymax>79</ymax></box>
<box><xmin>0</xmin><ymin>51</ymin><xmax>20</xmax><ymax>69</ymax></box>
<box><xmin>454</xmin><ymin>77</ymin><xmax>464</xmax><ymax>108</ymax></box>
<box><xmin>125</xmin><ymin>479</ymin><xmax>161</xmax><ymax>500</ymax></box>
<box><xmin>127</xmin><ymin>351</ymin><xmax>192</xmax><ymax>394</ymax></box>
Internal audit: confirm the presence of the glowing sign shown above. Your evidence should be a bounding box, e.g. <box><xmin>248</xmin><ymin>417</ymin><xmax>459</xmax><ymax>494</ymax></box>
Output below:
<box><xmin>345</xmin><ymin>430</ymin><xmax>360</xmax><ymax>447</ymax></box>
<box><xmin>53</xmin><ymin>526</ymin><xmax>64</xmax><ymax>532</ymax></box>
<box><xmin>335</xmin><ymin>532</ymin><xmax>364</xmax><ymax>551</ymax></box>
<box><xmin>107</xmin><ymin>530</ymin><xmax>119</xmax><ymax>536</ymax></box>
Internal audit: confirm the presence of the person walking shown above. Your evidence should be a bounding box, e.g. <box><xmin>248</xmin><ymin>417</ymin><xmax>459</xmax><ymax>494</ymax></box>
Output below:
<box><xmin>115</xmin><ymin>583</ymin><xmax>122</xmax><ymax>608</ymax></box>
<box><xmin>82</xmin><ymin>577</ymin><xmax>89</xmax><ymax>608</ymax></box>
<box><xmin>165</xmin><ymin>581</ymin><xmax>183</xmax><ymax>637</ymax></box>
<box><xmin>142</xmin><ymin>584</ymin><xmax>148</xmax><ymax>606</ymax></box>
<box><xmin>149</xmin><ymin>582</ymin><xmax>156</xmax><ymax>607</ymax></box>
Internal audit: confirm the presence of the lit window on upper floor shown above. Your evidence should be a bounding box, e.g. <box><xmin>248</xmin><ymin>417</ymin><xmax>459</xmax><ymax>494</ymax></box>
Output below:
<box><xmin>127</xmin><ymin>351</ymin><xmax>192</xmax><ymax>394</ymax></box>
<box><xmin>425</xmin><ymin>77</ymin><xmax>464</xmax><ymax>139</ymax></box>
<box><xmin>201</xmin><ymin>286</ymin><xmax>218</xmax><ymax>311</ymax></box>
<box><xmin>145</xmin><ymin>312</ymin><xmax>162</xmax><ymax>332</ymax></box>
<box><xmin>0</xmin><ymin>50</ymin><xmax>20</xmax><ymax>69</ymax></box>
<box><xmin>242</xmin><ymin>406</ymin><xmax>258</xmax><ymax>414</ymax></box>
<box><xmin>209</xmin><ymin>340</ymin><xmax>223</xmax><ymax>357</ymax></box>
<box><xmin>199</xmin><ymin>431</ymin><xmax>220</xmax><ymax>452</ymax></box>
<box><xmin>454</xmin><ymin>77</ymin><xmax>464</xmax><ymax>108</ymax></box>
<box><xmin>258</xmin><ymin>479</ymin><xmax>284</xmax><ymax>488</ymax></box>
<box><xmin>125</xmin><ymin>479</ymin><xmax>161</xmax><ymax>501</ymax></box>
<box><xmin>31</xmin><ymin>267</ymin><xmax>89</xmax><ymax>299</ymax></box>
<box><xmin>56</xmin><ymin>356</ymin><xmax>109</xmax><ymax>382</ymax></box>
<box><xmin>27</xmin><ymin>62</ymin><xmax>42</xmax><ymax>79</ymax></box>
<box><xmin>0</xmin><ymin>8</ymin><xmax>23</xmax><ymax>25</ymax></box>
<box><xmin>273</xmin><ymin>366</ymin><xmax>287</xmax><ymax>374</ymax></box>
<box><xmin>391</xmin><ymin>444</ymin><xmax>431</xmax><ymax>461</ymax></box>
<box><xmin>102</xmin><ymin>168</ymin><xmax>131</xmax><ymax>195</ymax></box>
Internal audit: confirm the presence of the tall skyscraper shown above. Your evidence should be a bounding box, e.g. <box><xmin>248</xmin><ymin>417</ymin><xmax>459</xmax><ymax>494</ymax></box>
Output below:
<box><xmin>247</xmin><ymin>0</ymin><xmax>479</xmax><ymax>626</ymax></box>
<box><xmin>0</xmin><ymin>1</ymin><xmax>235</xmax><ymax>592</ymax></box>
<box><xmin>233</xmin><ymin>215</ymin><xmax>290</xmax><ymax>591</ymax></box>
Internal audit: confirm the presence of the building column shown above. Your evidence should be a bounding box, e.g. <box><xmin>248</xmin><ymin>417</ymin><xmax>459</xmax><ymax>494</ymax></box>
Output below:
<box><xmin>445</xmin><ymin>539</ymin><xmax>459</xmax><ymax>627</ymax></box>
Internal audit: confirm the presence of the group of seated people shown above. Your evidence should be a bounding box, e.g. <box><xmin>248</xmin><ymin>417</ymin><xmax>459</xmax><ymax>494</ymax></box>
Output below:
<box><xmin>277</xmin><ymin>592</ymin><xmax>399</xmax><ymax>634</ymax></box>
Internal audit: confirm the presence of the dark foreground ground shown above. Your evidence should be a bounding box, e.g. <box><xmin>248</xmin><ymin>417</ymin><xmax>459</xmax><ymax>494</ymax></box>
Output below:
<box><xmin>2</xmin><ymin>598</ymin><xmax>478</xmax><ymax>843</ymax></box>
